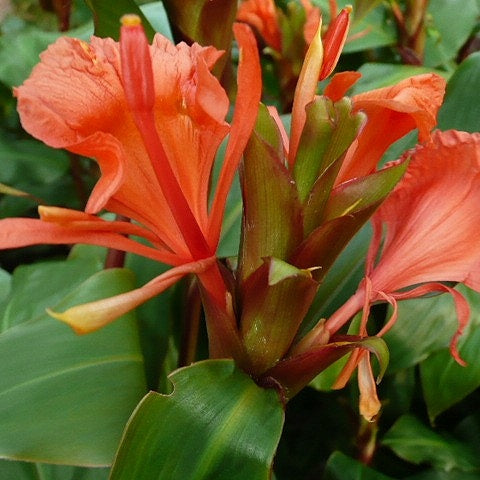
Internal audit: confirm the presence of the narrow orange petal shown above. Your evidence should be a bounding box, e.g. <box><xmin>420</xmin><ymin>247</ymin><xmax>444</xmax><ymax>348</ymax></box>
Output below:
<box><xmin>208</xmin><ymin>22</ymin><xmax>262</xmax><ymax>247</ymax></box>
<box><xmin>48</xmin><ymin>257</ymin><xmax>216</xmax><ymax>334</ymax></box>
<box><xmin>358</xmin><ymin>354</ymin><xmax>381</xmax><ymax>421</ymax></box>
<box><xmin>0</xmin><ymin>217</ymin><xmax>185</xmax><ymax>266</ymax></box>
<box><xmin>120</xmin><ymin>18</ymin><xmax>211</xmax><ymax>260</ymax></box>
<box><xmin>319</xmin><ymin>6</ymin><xmax>352</xmax><ymax>80</ymax></box>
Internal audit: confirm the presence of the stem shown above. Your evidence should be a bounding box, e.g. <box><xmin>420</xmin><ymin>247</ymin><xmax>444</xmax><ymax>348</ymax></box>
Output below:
<box><xmin>178</xmin><ymin>279</ymin><xmax>202</xmax><ymax>367</ymax></box>
<box><xmin>104</xmin><ymin>215</ymin><xmax>130</xmax><ymax>269</ymax></box>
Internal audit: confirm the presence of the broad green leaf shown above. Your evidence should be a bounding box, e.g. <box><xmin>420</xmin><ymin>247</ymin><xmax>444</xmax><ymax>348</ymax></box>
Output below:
<box><xmin>420</xmin><ymin>287</ymin><xmax>480</xmax><ymax>420</ymax></box>
<box><xmin>352</xmin><ymin>0</ymin><xmax>384</xmax><ymax>23</ymax></box>
<box><xmin>1</xmin><ymin>255</ymin><xmax>102</xmax><ymax>331</ymax></box>
<box><xmin>110</xmin><ymin>360</ymin><xmax>284</xmax><ymax>480</ymax></box>
<box><xmin>383</xmin><ymin>291</ymin><xmax>459</xmax><ymax>373</ymax></box>
<box><xmin>324</xmin><ymin>451</ymin><xmax>394</xmax><ymax>480</ymax></box>
<box><xmin>0</xmin><ymin>268</ymin><xmax>11</xmax><ymax>305</ymax></box>
<box><xmin>0</xmin><ymin>259</ymin><xmax>146</xmax><ymax>466</ymax></box>
<box><xmin>424</xmin><ymin>0</ymin><xmax>480</xmax><ymax>68</ymax></box>
<box><xmin>140</xmin><ymin>2</ymin><xmax>173</xmax><ymax>40</ymax></box>
<box><xmin>240</xmin><ymin>258</ymin><xmax>318</xmax><ymax>374</ymax></box>
<box><xmin>382</xmin><ymin>415</ymin><xmax>480</xmax><ymax>472</ymax></box>
<box><xmin>0</xmin><ymin>460</ymin><xmax>109</xmax><ymax>480</ymax></box>
<box><xmin>239</xmin><ymin>124</ymin><xmax>302</xmax><ymax>281</ymax></box>
<box><xmin>438</xmin><ymin>52</ymin><xmax>480</xmax><ymax>132</ymax></box>
<box><xmin>85</xmin><ymin>0</ymin><xmax>156</xmax><ymax>41</ymax></box>
<box><xmin>0</xmin><ymin>135</ymin><xmax>69</xmax><ymax>185</ymax></box>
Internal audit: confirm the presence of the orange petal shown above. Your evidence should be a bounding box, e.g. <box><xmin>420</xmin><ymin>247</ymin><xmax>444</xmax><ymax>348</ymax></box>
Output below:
<box><xmin>324</xmin><ymin>71</ymin><xmax>362</xmax><ymax>102</ymax></box>
<box><xmin>319</xmin><ymin>6</ymin><xmax>352</xmax><ymax>80</ymax></box>
<box><xmin>209</xmin><ymin>23</ymin><xmax>262</xmax><ymax>247</ymax></box>
<box><xmin>369</xmin><ymin>130</ymin><xmax>480</xmax><ymax>293</ymax></box>
<box><xmin>14</xmin><ymin>35</ymin><xmax>187</xmax><ymax>256</ymax></box>
<box><xmin>358</xmin><ymin>353</ymin><xmax>381</xmax><ymax>421</ymax></box>
<box><xmin>0</xmin><ymin>216</ymin><xmax>185</xmax><ymax>266</ymax></box>
<box><xmin>336</xmin><ymin>73</ymin><xmax>446</xmax><ymax>183</ymax></box>
<box><xmin>48</xmin><ymin>257</ymin><xmax>216</xmax><ymax>334</ymax></box>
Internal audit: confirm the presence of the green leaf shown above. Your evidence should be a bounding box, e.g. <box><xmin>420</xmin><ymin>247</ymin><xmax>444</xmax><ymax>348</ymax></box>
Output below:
<box><xmin>0</xmin><ymin>460</ymin><xmax>109</xmax><ymax>480</ymax></box>
<box><xmin>438</xmin><ymin>52</ymin><xmax>480</xmax><ymax>132</ymax></box>
<box><xmin>1</xmin><ymin>255</ymin><xmax>103</xmax><ymax>331</ymax></box>
<box><xmin>110</xmin><ymin>360</ymin><xmax>284</xmax><ymax>480</ymax></box>
<box><xmin>342</xmin><ymin>4</ymin><xmax>396</xmax><ymax>54</ymax></box>
<box><xmin>85</xmin><ymin>0</ymin><xmax>156</xmax><ymax>41</ymax></box>
<box><xmin>0</xmin><ymin>24</ymin><xmax>92</xmax><ymax>88</ymax></box>
<box><xmin>420</xmin><ymin>287</ymin><xmax>480</xmax><ymax>420</ymax></box>
<box><xmin>0</xmin><ymin>259</ymin><xmax>146</xmax><ymax>466</ymax></box>
<box><xmin>323</xmin><ymin>451</ymin><xmax>395</xmax><ymax>480</ymax></box>
<box><xmin>424</xmin><ymin>0</ymin><xmax>480</xmax><ymax>68</ymax></box>
<box><xmin>140</xmin><ymin>2</ymin><xmax>173</xmax><ymax>40</ymax></box>
<box><xmin>239</xmin><ymin>111</ymin><xmax>302</xmax><ymax>281</ymax></box>
<box><xmin>240</xmin><ymin>258</ymin><xmax>318</xmax><ymax>374</ymax></box>
<box><xmin>382</xmin><ymin>415</ymin><xmax>480</xmax><ymax>472</ymax></box>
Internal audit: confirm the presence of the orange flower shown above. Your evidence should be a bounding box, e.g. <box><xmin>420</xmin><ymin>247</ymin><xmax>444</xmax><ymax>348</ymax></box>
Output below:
<box><xmin>323</xmin><ymin>130</ymin><xmax>480</xmax><ymax>419</ymax></box>
<box><xmin>237</xmin><ymin>0</ymin><xmax>282</xmax><ymax>51</ymax></box>
<box><xmin>5</xmin><ymin>17</ymin><xmax>261</xmax><ymax>339</ymax></box>
<box><xmin>325</xmin><ymin>72</ymin><xmax>447</xmax><ymax>183</ymax></box>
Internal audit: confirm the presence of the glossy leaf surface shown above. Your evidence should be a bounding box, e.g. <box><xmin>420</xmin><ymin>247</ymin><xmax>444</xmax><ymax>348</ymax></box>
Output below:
<box><xmin>110</xmin><ymin>360</ymin><xmax>284</xmax><ymax>480</ymax></box>
<box><xmin>438</xmin><ymin>52</ymin><xmax>480</xmax><ymax>132</ymax></box>
<box><xmin>382</xmin><ymin>415</ymin><xmax>480</xmax><ymax>472</ymax></box>
<box><xmin>0</xmin><ymin>255</ymin><xmax>146</xmax><ymax>466</ymax></box>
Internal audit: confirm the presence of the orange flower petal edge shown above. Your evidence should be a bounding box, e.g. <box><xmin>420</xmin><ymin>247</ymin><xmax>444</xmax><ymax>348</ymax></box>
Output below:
<box><xmin>336</xmin><ymin>73</ymin><xmax>447</xmax><ymax>184</ymax></box>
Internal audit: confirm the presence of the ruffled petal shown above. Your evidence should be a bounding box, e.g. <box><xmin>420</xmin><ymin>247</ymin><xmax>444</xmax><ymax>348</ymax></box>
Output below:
<box><xmin>14</xmin><ymin>36</ymin><xmax>125</xmax><ymax>148</ymax></box>
<box><xmin>337</xmin><ymin>73</ymin><xmax>446</xmax><ymax>183</ymax></box>
<box><xmin>370</xmin><ymin>130</ymin><xmax>480</xmax><ymax>292</ymax></box>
